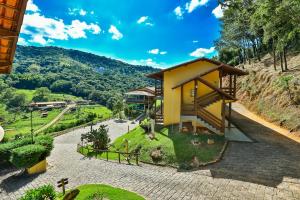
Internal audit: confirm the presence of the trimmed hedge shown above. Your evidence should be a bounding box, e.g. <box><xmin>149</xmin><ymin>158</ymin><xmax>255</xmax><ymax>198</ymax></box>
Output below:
<box><xmin>10</xmin><ymin>144</ymin><xmax>46</xmax><ymax>169</ymax></box>
<box><xmin>0</xmin><ymin>138</ymin><xmax>32</xmax><ymax>162</ymax></box>
<box><xmin>19</xmin><ymin>184</ymin><xmax>56</xmax><ymax>200</ymax></box>
<box><xmin>34</xmin><ymin>135</ymin><xmax>54</xmax><ymax>157</ymax></box>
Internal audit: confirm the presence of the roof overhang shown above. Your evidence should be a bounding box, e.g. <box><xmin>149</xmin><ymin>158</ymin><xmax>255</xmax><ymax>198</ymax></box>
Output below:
<box><xmin>146</xmin><ymin>58</ymin><xmax>248</xmax><ymax>80</ymax></box>
<box><xmin>0</xmin><ymin>0</ymin><xmax>28</xmax><ymax>74</ymax></box>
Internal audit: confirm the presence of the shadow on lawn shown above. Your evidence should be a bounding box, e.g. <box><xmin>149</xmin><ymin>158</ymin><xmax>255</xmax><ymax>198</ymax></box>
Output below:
<box><xmin>203</xmin><ymin>110</ymin><xmax>300</xmax><ymax>187</ymax></box>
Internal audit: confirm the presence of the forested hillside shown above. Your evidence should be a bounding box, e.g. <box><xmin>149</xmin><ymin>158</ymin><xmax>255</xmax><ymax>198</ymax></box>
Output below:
<box><xmin>216</xmin><ymin>0</ymin><xmax>300</xmax><ymax>133</ymax></box>
<box><xmin>216</xmin><ymin>0</ymin><xmax>299</xmax><ymax>69</ymax></box>
<box><xmin>1</xmin><ymin>46</ymin><xmax>158</xmax><ymax>108</ymax></box>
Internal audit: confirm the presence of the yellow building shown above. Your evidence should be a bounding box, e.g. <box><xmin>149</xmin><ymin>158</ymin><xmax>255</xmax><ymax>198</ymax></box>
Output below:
<box><xmin>147</xmin><ymin>58</ymin><xmax>247</xmax><ymax>135</ymax></box>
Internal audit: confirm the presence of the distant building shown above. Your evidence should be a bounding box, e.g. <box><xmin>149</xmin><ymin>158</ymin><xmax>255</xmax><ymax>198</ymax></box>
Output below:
<box><xmin>30</xmin><ymin>101</ymin><xmax>67</xmax><ymax>109</ymax></box>
<box><xmin>125</xmin><ymin>87</ymin><xmax>155</xmax><ymax>111</ymax></box>
<box><xmin>76</xmin><ymin>100</ymin><xmax>92</xmax><ymax>105</ymax></box>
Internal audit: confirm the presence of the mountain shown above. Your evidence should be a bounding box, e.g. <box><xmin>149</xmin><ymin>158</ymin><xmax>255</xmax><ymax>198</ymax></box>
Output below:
<box><xmin>1</xmin><ymin>45</ymin><xmax>159</xmax><ymax>108</ymax></box>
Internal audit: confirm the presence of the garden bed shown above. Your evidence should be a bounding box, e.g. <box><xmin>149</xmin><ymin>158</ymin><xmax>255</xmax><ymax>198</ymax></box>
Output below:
<box><xmin>80</xmin><ymin>125</ymin><xmax>226</xmax><ymax>169</ymax></box>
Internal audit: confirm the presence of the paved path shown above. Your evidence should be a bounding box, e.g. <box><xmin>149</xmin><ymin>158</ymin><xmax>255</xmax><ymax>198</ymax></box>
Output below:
<box><xmin>232</xmin><ymin>103</ymin><xmax>300</xmax><ymax>143</ymax></box>
<box><xmin>1</xmin><ymin>115</ymin><xmax>300</xmax><ymax>200</ymax></box>
<box><xmin>35</xmin><ymin>104</ymin><xmax>76</xmax><ymax>134</ymax></box>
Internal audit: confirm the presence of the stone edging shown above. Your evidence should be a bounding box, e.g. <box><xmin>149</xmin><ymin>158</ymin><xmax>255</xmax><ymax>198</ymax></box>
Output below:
<box><xmin>141</xmin><ymin>141</ymin><xmax>229</xmax><ymax>169</ymax></box>
<box><xmin>198</xmin><ymin>140</ymin><xmax>229</xmax><ymax>167</ymax></box>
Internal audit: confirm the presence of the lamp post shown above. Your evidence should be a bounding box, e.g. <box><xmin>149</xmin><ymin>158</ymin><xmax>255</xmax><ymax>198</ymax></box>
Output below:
<box><xmin>29</xmin><ymin>106</ymin><xmax>34</xmax><ymax>144</ymax></box>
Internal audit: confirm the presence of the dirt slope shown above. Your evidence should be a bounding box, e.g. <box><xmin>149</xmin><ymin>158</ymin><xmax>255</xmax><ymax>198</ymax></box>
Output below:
<box><xmin>235</xmin><ymin>53</ymin><xmax>300</xmax><ymax>135</ymax></box>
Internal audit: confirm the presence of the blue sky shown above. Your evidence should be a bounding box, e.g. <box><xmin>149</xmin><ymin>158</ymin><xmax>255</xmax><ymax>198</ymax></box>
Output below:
<box><xmin>19</xmin><ymin>0</ymin><xmax>223</xmax><ymax>68</ymax></box>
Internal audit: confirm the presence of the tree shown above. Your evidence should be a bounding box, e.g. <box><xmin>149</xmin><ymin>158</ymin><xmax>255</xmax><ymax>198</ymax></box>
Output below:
<box><xmin>32</xmin><ymin>87</ymin><xmax>51</xmax><ymax>102</ymax></box>
<box><xmin>6</xmin><ymin>93</ymin><xmax>26</xmax><ymax>110</ymax></box>
<box><xmin>81</xmin><ymin>125</ymin><xmax>110</xmax><ymax>150</ymax></box>
<box><xmin>216</xmin><ymin>0</ymin><xmax>300</xmax><ymax>71</ymax></box>
<box><xmin>6</xmin><ymin>93</ymin><xmax>26</xmax><ymax>120</ymax></box>
<box><xmin>50</xmin><ymin>80</ymin><xmax>72</xmax><ymax>93</ymax></box>
<box><xmin>112</xmin><ymin>97</ymin><xmax>125</xmax><ymax>120</ymax></box>
<box><xmin>27</xmin><ymin>64</ymin><xmax>41</xmax><ymax>73</ymax></box>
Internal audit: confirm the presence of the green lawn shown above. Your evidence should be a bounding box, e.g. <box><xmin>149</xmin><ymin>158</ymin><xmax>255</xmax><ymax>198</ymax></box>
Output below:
<box><xmin>16</xmin><ymin>89</ymin><xmax>82</xmax><ymax>102</ymax></box>
<box><xmin>58</xmin><ymin>184</ymin><xmax>145</xmax><ymax>200</ymax></box>
<box><xmin>2</xmin><ymin>108</ymin><xmax>62</xmax><ymax>140</ymax></box>
<box><xmin>81</xmin><ymin>125</ymin><xmax>225</xmax><ymax>167</ymax></box>
<box><xmin>45</xmin><ymin>105</ymin><xmax>112</xmax><ymax>133</ymax></box>
<box><xmin>57</xmin><ymin>105</ymin><xmax>112</xmax><ymax>125</ymax></box>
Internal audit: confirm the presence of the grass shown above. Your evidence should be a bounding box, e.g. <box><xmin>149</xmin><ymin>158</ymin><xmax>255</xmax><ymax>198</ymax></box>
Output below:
<box><xmin>57</xmin><ymin>184</ymin><xmax>145</xmax><ymax>200</ymax></box>
<box><xmin>15</xmin><ymin>89</ymin><xmax>82</xmax><ymax>102</ymax></box>
<box><xmin>81</xmin><ymin>125</ymin><xmax>225</xmax><ymax>167</ymax></box>
<box><xmin>2</xmin><ymin>108</ymin><xmax>62</xmax><ymax>140</ymax></box>
<box><xmin>1</xmin><ymin>89</ymin><xmax>111</xmax><ymax>140</ymax></box>
<box><xmin>56</xmin><ymin>105</ymin><xmax>112</xmax><ymax>126</ymax></box>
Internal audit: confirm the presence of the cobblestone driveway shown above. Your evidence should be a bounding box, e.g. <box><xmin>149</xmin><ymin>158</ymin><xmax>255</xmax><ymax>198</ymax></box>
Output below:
<box><xmin>1</xmin><ymin>115</ymin><xmax>300</xmax><ymax>200</ymax></box>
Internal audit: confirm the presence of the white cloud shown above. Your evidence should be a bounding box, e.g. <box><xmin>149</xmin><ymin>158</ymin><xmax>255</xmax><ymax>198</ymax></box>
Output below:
<box><xmin>68</xmin><ymin>8</ymin><xmax>78</xmax><ymax>16</ymax></box>
<box><xmin>29</xmin><ymin>34</ymin><xmax>54</xmax><ymax>45</ymax></box>
<box><xmin>67</xmin><ymin>20</ymin><xmax>101</xmax><ymax>39</ymax></box>
<box><xmin>174</xmin><ymin>6</ymin><xmax>184</xmax><ymax>19</ymax></box>
<box><xmin>130</xmin><ymin>58</ymin><xmax>161</xmax><ymax>68</ymax></box>
<box><xmin>17</xmin><ymin>37</ymin><xmax>28</xmax><ymax>46</ymax></box>
<box><xmin>137</xmin><ymin>16</ymin><xmax>154</xmax><ymax>26</ymax></box>
<box><xmin>21</xmin><ymin>9</ymin><xmax>101</xmax><ymax>45</ymax></box>
<box><xmin>212</xmin><ymin>5</ymin><xmax>224</xmax><ymax>18</ymax></box>
<box><xmin>190</xmin><ymin>47</ymin><xmax>215</xmax><ymax>57</ymax></box>
<box><xmin>90</xmin><ymin>11</ymin><xmax>95</xmax><ymax>15</ymax></box>
<box><xmin>148</xmin><ymin>49</ymin><xmax>167</xmax><ymax>55</ymax></box>
<box><xmin>68</xmin><ymin>8</ymin><xmax>89</xmax><ymax>16</ymax></box>
<box><xmin>148</xmin><ymin>49</ymin><xmax>159</xmax><ymax>54</ymax></box>
<box><xmin>79</xmin><ymin>9</ymin><xmax>87</xmax><ymax>16</ymax></box>
<box><xmin>137</xmin><ymin>16</ymin><xmax>148</xmax><ymax>24</ymax></box>
<box><xmin>26</xmin><ymin>0</ymin><xmax>39</xmax><ymax>12</ymax></box>
<box><xmin>185</xmin><ymin>0</ymin><xmax>209</xmax><ymax>13</ymax></box>
<box><xmin>193</xmin><ymin>40</ymin><xmax>199</xmax><ymax>43</ymax></box>
<box><xmin>145</xmin><ymin>22</ymin><xmax>154</xmax><ymax>26</ymax></box>
<box><xmin>108</xmin><ymin>25</ymin><xmax>123</xmax><ymax>40</ymax></box>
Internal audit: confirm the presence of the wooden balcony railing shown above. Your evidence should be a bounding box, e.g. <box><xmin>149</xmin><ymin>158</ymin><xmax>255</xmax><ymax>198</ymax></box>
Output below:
<box><xmin>125</xmin><ymin>98</ymin><xmax>147</xmax><ymax>103</ymax></box>
<box><xmin>155</xmin><ymin>88</ymin><xmax>163</xmax><ymax>96</ymax></box>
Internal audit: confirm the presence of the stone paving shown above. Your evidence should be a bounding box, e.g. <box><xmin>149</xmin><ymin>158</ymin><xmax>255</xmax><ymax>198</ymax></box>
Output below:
<box><xmin>1</xmin><ymin>115</ymin><xmax>300</xmax><ymax>200</ymax></box>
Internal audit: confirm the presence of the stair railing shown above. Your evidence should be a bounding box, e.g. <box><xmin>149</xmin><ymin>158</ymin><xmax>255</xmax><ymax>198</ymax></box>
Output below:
<box><xmin>197</xmin><ymin>107</ymin><xmax>222</xmax><ymax>131</ymax></box>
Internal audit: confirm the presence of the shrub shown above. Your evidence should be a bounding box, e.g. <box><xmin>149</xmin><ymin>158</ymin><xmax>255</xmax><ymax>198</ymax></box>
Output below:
<box><xmin>19</xmin><ymin>184</ymin><xmax>56</xmax><ymax>200</ymax></box>
<box><xmin>0</xmin><ymin>138</ymin><xmax>32</xmax><ymax>162</ymax></box>
<box><xmin>81</xmin><ymin>125</ymin><xmax>110</xmax><ymax>150</ymax></box>
<box><xmin>34</xmin><ymin>135</ymin><xmax>54</xmax><ymax>157</ymax></box>
<box><xmin>140</xmin><ymin>119</ymin><xmax>151</xmax><ymax>132</ymax></box>
<box><xmin>10</xmin><ymin>144</ymin><xmax>46</xmax><ymax>168</ymax></box>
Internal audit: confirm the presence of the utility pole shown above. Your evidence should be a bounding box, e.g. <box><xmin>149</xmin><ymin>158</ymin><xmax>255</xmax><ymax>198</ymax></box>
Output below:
<box><xmin>30</xmin><ymin>107</ymin><xmax>34</xmax><ymax>144</ymax></box>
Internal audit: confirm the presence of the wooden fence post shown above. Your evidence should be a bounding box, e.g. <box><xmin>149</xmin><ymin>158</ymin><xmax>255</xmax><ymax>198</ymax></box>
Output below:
<box><xmin>136</xmin><ymin>154</ymin><xmax>139</xmax><ymax>166</ymax></box>
<box><xmin>106</xmin><ymin>151</ymin><xmax>108</xmax><ymax>161</ymax></box>
<box><xmin>118</xmin><ymin>152</ymin><xmax>121</xmax><ymax>163</ymax></box>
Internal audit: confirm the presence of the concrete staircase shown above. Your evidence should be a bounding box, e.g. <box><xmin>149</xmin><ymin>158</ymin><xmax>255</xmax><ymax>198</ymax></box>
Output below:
<box><xmin>196</xmin><ymin>117</ymin><xmax>223</xmax><ymax>135</ymax></box>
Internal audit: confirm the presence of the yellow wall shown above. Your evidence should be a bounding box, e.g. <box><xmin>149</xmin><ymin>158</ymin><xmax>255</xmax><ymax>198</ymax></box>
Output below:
<box><xmin>163</xmin><ymin>61</ymin><xmax>221</xmax><ymax>125</ymax></box>
<box><xmin>27</xmin><ymin>159</ymin><xmax>47</xmax><ymax>174</ymax></box>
